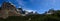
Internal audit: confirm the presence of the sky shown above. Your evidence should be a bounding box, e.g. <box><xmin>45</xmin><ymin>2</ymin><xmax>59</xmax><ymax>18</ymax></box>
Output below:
<box><xmin>0</xmin><ymin>0</ymin><xmax>60</xmax><ymax>14</ymax></box>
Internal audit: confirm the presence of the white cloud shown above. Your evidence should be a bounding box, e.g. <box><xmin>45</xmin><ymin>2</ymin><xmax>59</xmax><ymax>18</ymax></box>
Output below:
<box><xmin>16</xmin><ymin>0</ymin><xmax>25</xmax><ymax>6</ymax></box>
<box><xmin>25</xmin><ymin>10</ymin><xmax>33</xmax><ymax>12</ymax></box>
<box><xmin>23</xmin><ymin>9</ymin><xmax>36</xmax><ymax>13</ymax></box>
<box><xmin>18</xmin><ymin>6</ymin><xmax>22</xmax><ymax>8</ymax></box>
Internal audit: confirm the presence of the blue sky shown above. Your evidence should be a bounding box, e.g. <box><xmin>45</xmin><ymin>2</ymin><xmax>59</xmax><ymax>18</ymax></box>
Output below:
<box><xmin>0</xmin><ymin>0</ymin><xmax>60</xmax><ymax>14</ymax></box>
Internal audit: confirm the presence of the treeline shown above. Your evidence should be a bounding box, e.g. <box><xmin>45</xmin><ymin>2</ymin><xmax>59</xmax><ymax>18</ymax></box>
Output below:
<box><xmin>0</xmin><ymin>14</ymin><xmax>60</xmax><ymax>21</ymax></box>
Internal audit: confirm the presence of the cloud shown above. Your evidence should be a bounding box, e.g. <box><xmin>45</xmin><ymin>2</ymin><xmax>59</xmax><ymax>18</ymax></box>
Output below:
<box><xmin>26</xmin><ymin>10</ymin><xmax>36</xmax><ymax>12</ymax></box>
<box><xmin>23</xmin><ymin>9</ymin><xmax>36</xmax><ymax>12</ymax></box>
<box><xmin>16</xmin><ymin>0</ymin><xmax>25</xmax><ymax>6</ymax></box>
